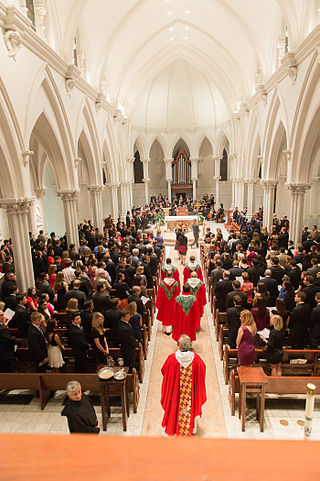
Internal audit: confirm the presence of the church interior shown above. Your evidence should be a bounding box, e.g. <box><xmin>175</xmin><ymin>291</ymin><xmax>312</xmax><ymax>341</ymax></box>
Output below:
<box><xmin>1</xmin><ymin>0</ymin><xmax>320</xmax><ymax>478</ymax></box>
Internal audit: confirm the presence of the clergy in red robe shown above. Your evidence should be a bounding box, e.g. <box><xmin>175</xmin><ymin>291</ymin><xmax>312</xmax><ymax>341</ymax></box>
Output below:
<box><xmin>156</xmin><ymin>270</ymin><xmax>180</xmax><ymax>334</ymax></box>
<box><xmin>161</xmin><ymin>258</ymin><xmax>180</xmax><ymax>288</ymax></box>
<box><xmin>183</xmin><ymin>255</ymin><xmax>203</xmax><ymax>285</ymax></box>
<box><xmin>172</xmin><ymin>284</ymin><xmax>201</xmax><ymax>343</ymax></box>
<box><xmin>186</xmin><ymin>272</ymin><xmax>207</xmax><ymax>317</ymax></box>
<box><xmin>161</xmin><ymin>334</ymin><xmax>207</xmax><ymax>436</ymax></box>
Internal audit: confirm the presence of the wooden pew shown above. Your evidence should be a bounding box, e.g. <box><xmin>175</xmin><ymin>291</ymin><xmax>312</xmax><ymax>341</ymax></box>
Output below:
<box><xmin>0</xmin><ymin>370</ymin><xmax>139</xmax><ymax>412</ymax></box>
<box><xmin>228</xmin><ymin>369</ymin><xmax>320</xmax><ymax>416</ymax></box>
<box><xmin>223</xmin><ymin>346</ymin><xmax>320</xmax><ymax>385</ymax></box>
<box><xmin>215</xmin><ymin>310</ymin><xmax>227</xmax><ymax>341</ymax></box>
<box><xmin>15</xmin><ymin>344</ymin><xmax>145</xmax><ymax>383</ymax></box>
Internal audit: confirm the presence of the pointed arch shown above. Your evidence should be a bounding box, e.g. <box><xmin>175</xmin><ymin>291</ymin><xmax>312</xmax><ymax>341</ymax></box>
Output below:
<box><xmin>215</xmin><ymin>129</ymin><xmax>230</xmax><ymax>157</ymax></box>
<box><xmin>148</xmin><ymin>134</ymin><xmax>167</xmax><ymax>157</ymax></box>
<box><xmin>197</xmin><ymin>134</ymin><xmax>213</xmax><ymax>158</ymax></box>
<box><xmin>132</xmin><ymin>133</ymin><xmax>147</xmax><ymax>159</ymax></box>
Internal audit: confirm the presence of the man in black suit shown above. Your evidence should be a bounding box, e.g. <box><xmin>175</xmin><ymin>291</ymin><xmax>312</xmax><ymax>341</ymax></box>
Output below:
<box><xmin>92</xmin><ymin>283</ymin><xmax>112</xmax><ymax>317</ymax></box>
<box><xmin>12</xmin><ymin>294</ymin><xmax>30</xmax><ymax>347</ymax></box>
<box><xmin>39</xmin><ymin>272</ymin><xmax>54</xmax><ymax>303</ymax></box>
<box><xmin>302</xmin><ymin>275</ymin><xmax>320</xmax><ymax>309</ymax></box>
<box><xmin>227</xmin><ymin>296</ymin><xmax>245</xmax><ymax>349</ymax></box>
<box><xmin>225</xmin><ymin>280</ymin><xmax>247</xmax><ymax>309</ymax></box>
<box><xmin>28</xmin><ymin>311</ymin><xmax>48</xmax><ymax>372</ymax></box>
<box><xmin>278</xmin><ymin>227</ymin><xmax>289</xmax><ymax>250</ymax></box>
<box><xmin>126</xmin><ymin>211</ymin><xmax>131</xmax><ymax>228</ymax></box>
<box><xmin>1</xmin><ymin>272</ymin><xmax>17</xmax><ymax>299</ymax></box>
<box><xmin>0</xmin><ymin>309</ymin><xmax>16</xmax><ymax>372</ymax></box>
<box><xmin>4</xmin><ymin>284</ymin><xmax>18</xmax><ymax>311</ymax></box>
<box><xmin>68</xmin><ymin>312</ymin><xmax>90</xmax><ymax>372</ymax></box>
<box><xmin>214</xmin><ymin>271</ymin><xmax>233</xmax><ymax>312</ymax></box>
<box><xmin>269</xmin><ymin>257</ymin><xmax>285</xmax><ymax>285</ymax></box>
<box><xmin>288</xmin><ymin>259</ymin><xmax>301</xmax><ymax>290</ymax></box>
<box><xmin>288</xmin><ymin>291</ymin><xmax>311</xmax><ymax>349</ymax></box>
<box><xmin>125</xmin><ymin>257</ymin><xmax>136</xmax><ymax>288</ymax></box>
<box><xmin>309</xmin><ymin>292</ymin><xmax>320</xmax><ymax>348</ymax></box>
<box><xmin>228</xmin><ymin>260</ymin><xmax>243</xmax><ymax>281</ymax></box>
<box><xmin>128</xmin><ymin>286</ymin><xmax>144</xmax><ymax>317</ymax></box>
<box><xmin>105</xmin><ymin>298</ymin><xmax>122</xmax><ymax>343</ymax></box>
<box><xmin>118</xmin><ymin>309</ymin><xmax>137</xmax><ymax>373</ymax></box>
<box><xmin>64</xmin><ymin>279</ymin><xmax>87</xmax><ymax>310</ymax></box>
<box><xmin>210</xmin><ymin>260</ymin><xmax>225</xmax><ymax>290</ymax></box>
<box><xmin>80</xmin><ymin>301</ymin><xmax>94</xmax><ymax>344</ymax></box>
<box><xmin>259</xmin><ymin>269</ymin><xmax>279</xmax><ymax>307</ymax></box>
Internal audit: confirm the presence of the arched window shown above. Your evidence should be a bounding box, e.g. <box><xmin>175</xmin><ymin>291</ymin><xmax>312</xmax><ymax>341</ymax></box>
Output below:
<box><xmin>172</xmin><ymin>148</ymin><xmax>191</xmax><ymax>185</ymax></box>
<box><xmin>220</xmin><ymin>149</ymin><xmax>228</xmax><ymax>181</ymax></box>
<box><xmin>134</xmin><ymin>150</ymin><xmax>144</xmax><ymax>183</ymax></box>
<box><xmin>26</xmin><ymin>0</ymin><xmax>35</xmax><ymax>30</ymax></box>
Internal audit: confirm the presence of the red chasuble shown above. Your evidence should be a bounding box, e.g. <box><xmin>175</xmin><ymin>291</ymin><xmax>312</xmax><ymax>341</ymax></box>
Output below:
<box><xmin>161</xmin><ymin>353</ymin><xmax>207</xmax><ymax>436</ymax></box>
<box><xmin>183</xmin><ymin>263</ymin><xmax>203</xmax><ymax>285</ymax></box>
<box><xmin>187</xmin><ymin>278</ymin><xmax>207</xmax><ymax>317</ymax></box>
<box><xmin>161</xmin><ymin>265</ymin><xmax>180</xmax><ymax>288</ymax></box>
<box><xmin>172</xmin><ymin>293</ymin><xmax>200</xmax><ymax>342</ymax></box>
<box><xmin>156</xmin><ymin>279</ymin><xmax>180</xmax><ymax>326</ymax></box>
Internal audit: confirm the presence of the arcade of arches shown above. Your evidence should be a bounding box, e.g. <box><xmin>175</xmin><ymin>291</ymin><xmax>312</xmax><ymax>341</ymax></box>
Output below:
<box><xmin>0</xmin><ymin>1</ymin><xmax>320</xmax><ymax>291</ymax></box>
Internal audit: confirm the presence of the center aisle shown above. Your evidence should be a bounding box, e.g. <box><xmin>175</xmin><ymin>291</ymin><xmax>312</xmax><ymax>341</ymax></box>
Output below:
<box><xmin>142</xmin><ymin>232</ymin><xmax>227</xmax><ymax>437</ymax></box>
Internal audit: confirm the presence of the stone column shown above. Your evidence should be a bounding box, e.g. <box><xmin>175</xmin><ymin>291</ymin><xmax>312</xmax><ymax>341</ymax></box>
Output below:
<box><xmin>109</xmin><ymin>183</ymin><xmax>119</xmax><ymax>221</ymax></box>
<box><xmin>230</xmin><ymin>178</ymin><xmax>236</xmax><ymax>209</ymax></box>
<box><xmin>58</xmin><ymin>190</ymin><xmax>79</xmax><ymax>250</ymax></box>
<box><xmin>128</xmin><ymin>181</ymin><xmax>133</xmax><ymax>209</ymax></box>
<box><xmin>287</xmin><ymin>183</ymin><xmax>311</xmax><ymax>245</ymax></box>
<box><xmin>246</xmin><ymin>179</ymin><xmax>257</xmax><ymax>219</ymax></box>
<box><xmin>119</xmin><ymin>183</ymin><xmax>128</xmax><ymax>219</ymax></box>
<box><xmin>142</xmin><ymin>158</ymin><xmax>150</xmax><ymax>206</ymax></box>
<box><xmin>34</xmin><ymin>0</ymin><xmax>47</xmax><ymax>40</ymax></box>
<box><xmin>164</xmin><ymin>158</ymin><xmax>173</xmax><ymax>203</ymax></box>
<box><xmin>88</xmin><ymin>185</ymin><xmax>104</xmax><ymax>229</ymax></box>
<box><xmin>190</xmin><ymin>157</ymin><xmax>198</xmax><ymax>200</ymax></box>
<box><xmin>238</xmin><ymin>179</ymin><xmax>245</xmax><ymax>211</ymax></box>
<box><xmin>213</xmin><ymin>157</ymin><xmax>220</xmax><ymax>205</ymax></box>
<box><xmin>0</xmin><ymin>198</ymin><xmax>35</xmax><ymax>292</ymax></box>
<box><xmin>261</xmin><ymin>180</ymin><xmax>277</xmax><ymax>231</ymax></box>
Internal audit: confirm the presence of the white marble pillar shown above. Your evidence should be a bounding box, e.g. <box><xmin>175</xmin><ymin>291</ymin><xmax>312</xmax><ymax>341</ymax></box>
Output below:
<box><xmin>0</xmin><ymin>199</ymin><xmax>35</xmax><ymax>292</ymax></box>
<box><xmin>231</xmin><ymin>178</ymin><xmax>236</xmax><ymax>209</ymax></box>
<box><xmin>128</xmin><ymin>181</ymin><xmax>133</xmax><ymax>209</ymax></box>
<box><xmin>142</xmin><ymin>158</ymin><xmax>150</xmax><ymax>206</ymax></box>
<box><xmin>88</xmin><ymin>185</ymin><xmax>104</xmax><ymax>229</ymax></box>
<box><xmin>261</xmin><ymin>180</ymin><xmax>277</xmax><ymax>230</ymax></box>
<box><xmin>58</xmin><ymin>190</ymin><xmax>79</xmax><ymax>250</ymax></box>
<box><xmin>191</xmin><ymin>157</ymin><xmax>198</xmax><ymax>200</ymax></box>
<box><xmin>246</xmin><ymin>179</ymin><xmax>257</xmax><ymax>219</ymax></box>
<box><xmin>288</xmin><ymin>183</ymin><xmax>311</xmax><ymax>245</ymax></box>
<box><xmin>215</xmin><ymin>177</ymin><xmax>220</xmax><ymax>206</ymax></box>
<box><xmin>238</xmin><ymin>179</ymin><xmax>245</xmax><ymax>211</ymax></box>
<box><xmin>110</xmin><ymin>183</ymin><xmax>119</xmax><ymax>220</ymax></box>
<box><xmin>164</xmin><ymin>158</ymin><xmax>173</xmax><ymax>202</ymax></box>
<box><xmin>119</xmin><ymin>182</ymin><xmax>128</xmax><ymax>219</ymax></box>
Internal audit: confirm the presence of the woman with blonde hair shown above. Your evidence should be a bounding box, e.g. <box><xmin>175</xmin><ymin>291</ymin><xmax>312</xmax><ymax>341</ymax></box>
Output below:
<box><xmin>236</xmin><ymin>310</ymin><xmax>256</xmax><ymax>366</ymax></box>
<box><xmin>260</xmin><ymin>313</ymin><xmax>284</xmax><ymax>376</ymax></box>
<box><xmin>91</xmin><ymin>312</ymin><xmax>109</xmax><ymax>370</ymax></box>
<box><xmin>128</xmin><ymin>301</ymin><xmax>142</xmax><ymax>341</ymax></box>
<box><xmin>48</xmin><ymin>264</ymin><xmax>57</xmax><ymax>288</ymax></box>
<box><xmin>66</xmin><ymin>297</ymin><xmax>79</xmax><ymax>322</ymax></box>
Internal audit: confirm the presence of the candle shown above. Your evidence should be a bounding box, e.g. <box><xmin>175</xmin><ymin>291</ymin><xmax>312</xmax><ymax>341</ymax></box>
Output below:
<box><xmin>304</xmin><ymin>383</ymin><xmax>316</xmax><ymax>440</ymax></box>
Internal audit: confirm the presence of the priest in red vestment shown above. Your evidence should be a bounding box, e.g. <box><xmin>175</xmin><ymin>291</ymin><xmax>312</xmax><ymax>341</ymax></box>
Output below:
<box><xmin>172</xmin><ymin>284</ymin><xmax>201</xmax><ymax>343</ymax></box>
<box><xmin>161</xmin><ymin>334</ymin><xmax>207</xmax><ymax>436</ymax></box>
<box><xmin>183</xmin><ymin>255</ymin><xmax>203</xmax><ymax>285</ymax></box>
<box><xmin>161</xmin><ymin>258</ymin><xmax>180</xmax><ymax>288</ymax></box>
<box><xmin>156</xmin><ymin>270</ymin><xmax>180</xmax><ymax>334</ymax></box>
<box><xmin>186</xmin><ymin>271</ymin><xmax>207</xmax><ymax>317</ymax></box>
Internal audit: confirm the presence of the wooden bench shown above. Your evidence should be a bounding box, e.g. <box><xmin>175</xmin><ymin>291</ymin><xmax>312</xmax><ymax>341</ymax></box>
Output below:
<box><xmin>228</xmin><ymin>369</ymin><xmax>320</xmax><ymax>416</ymax></box>
<box><xmin>0</xmin><ymin>370</ymin><xmax>139</xmax><ymax>412</ymax></box>
<box><xmin>15</xmin><ymin>344</ymin><xmax>145</xmax><ymax>383</ymax></box>
<box><xmin>223</xmin><ymin>346</ymin><xmax>320</xmax><ymax>384</ymax></box>
<box><xmin>215</xmin><ymin>310</ymin><xmax>227</xmax><ymax>341</ymax></box>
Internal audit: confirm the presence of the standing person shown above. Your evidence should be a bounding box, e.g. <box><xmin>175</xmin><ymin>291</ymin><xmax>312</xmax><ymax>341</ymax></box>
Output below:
<box><xmin>190</xmin><ymin>219</ymin><xmax>200</xmax><ymax>248</ymax></box>
<box><xmin>260</xmin><ymin>314</ymin><xmax>284</xmax><ymax>376</ymax></box>
<box><xmin>172</xmin><ymin>284</ymin><xmax>200</xmax><ymax>343</ymax></box>
<box><xmin>236</xmin><ymin>310</ymin><xmax>256</xmax><ymax>367</ymax></box>
<box><xmin>128</xmin><ymin>301</ymin><xmax>142</xmax><ymax>342</ymax></box>
<box><xmin>161</xmin><ymin>334</ymin><xmax>206</xmax><ymax>436</ymax></box>
<box><xmin>161</xmin><ymin>258</ymin><xmax>180</xmax><ymax>287</ymax></box>
<box><xmin>183</xmin><ymin>255</ymin><xmax>203</xmax><ymax>284</ymax></box>
<box><xmin>28</xmin><ymin>311</ymin><xmax>48</xmax><ymax>372</ymax></box>
<box><xmin>0</xmin><ymin>309</ymin><xmax>16</xmax><ymax>372</ymax></box>
<box><xmin>287</xmin><ymin>291</ymin><xmax>311</xmax><ymax>349</ymax></box>
<box><xmin>226</xmin><ymin>296</ymin><xmax>245</xmax><ymax>349</ymax></box>
<box><xmin>53</xmin><ymin>271</ymin><xmax>68</xmax><ymax>311</ymax></box>
<box><xmin>186</xmin><ymin>272</ymin><xmax>207</xmax><ymax>317</ymax></box>
<box><xmin>308</xmin><ymin>292</ymin><xmax>320</xmax><ymax>348</ymax></box>
<box><xmin>61</xmin><ymin>380</ymin><xmax>100</xmax><ymax>434</ymax></box>
<box><xmin>12</xmin><ymin>294</ymin><xmax>30</xmax><ymax>347</ymax></box>
<box><xmin>156</xmin><ymin>270</ymin><xmax>180</xmax><ymax>334</ymax></box>
<box><xmin>178</xmin><ymin>230</ymin><xmax>188</xmax><ymax>266</ymax></box>
<box><xmin>251</xmin><ymin>295</ymin><xmax>270</xmax><ymax>331</ymax></box>
<box><xmin>68</xmin><ymin>311</ymin><xmax>90</xmax><ymax>372</ymax></box>
<box><xmin>117</xmin><ymin>309</ymin><xmax>137</xmax><ymax>373</ymax></box>
<box><xmin>91</xmin><ymin>312</ymin><xmax>109</xmax><ymax>371</ymax></box>
<box><xmin>45</xmin><ymin>318</ymin><xmax>65</xmax><ymax>372</ymax></box>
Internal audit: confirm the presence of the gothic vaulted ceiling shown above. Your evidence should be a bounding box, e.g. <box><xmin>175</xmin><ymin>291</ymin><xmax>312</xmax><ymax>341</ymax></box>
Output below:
<box><xmin>50</xmin><ymin>0</ymin><xmax>315</xmax><ymax>128</ymax></box>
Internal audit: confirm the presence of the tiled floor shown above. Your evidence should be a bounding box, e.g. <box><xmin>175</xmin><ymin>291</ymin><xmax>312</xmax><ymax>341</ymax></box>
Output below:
<box><xmin>0</xmin><ymin>221</ymin><xmax>319</xmax><ymax>439</ymax></box>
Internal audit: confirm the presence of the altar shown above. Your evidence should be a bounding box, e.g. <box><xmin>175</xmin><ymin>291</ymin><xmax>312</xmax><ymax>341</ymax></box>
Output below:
<box><xmin>165</xmin><ymin>215</ymin><xmax>199</xmax><ymax>231</ymax></box>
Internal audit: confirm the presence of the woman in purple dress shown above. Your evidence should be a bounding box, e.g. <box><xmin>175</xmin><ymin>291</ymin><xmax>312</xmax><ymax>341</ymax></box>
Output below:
<box><xmin>236</xmin><ymin>310</ymin><xmax>257</xmax><ymax>366</ymax></box>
